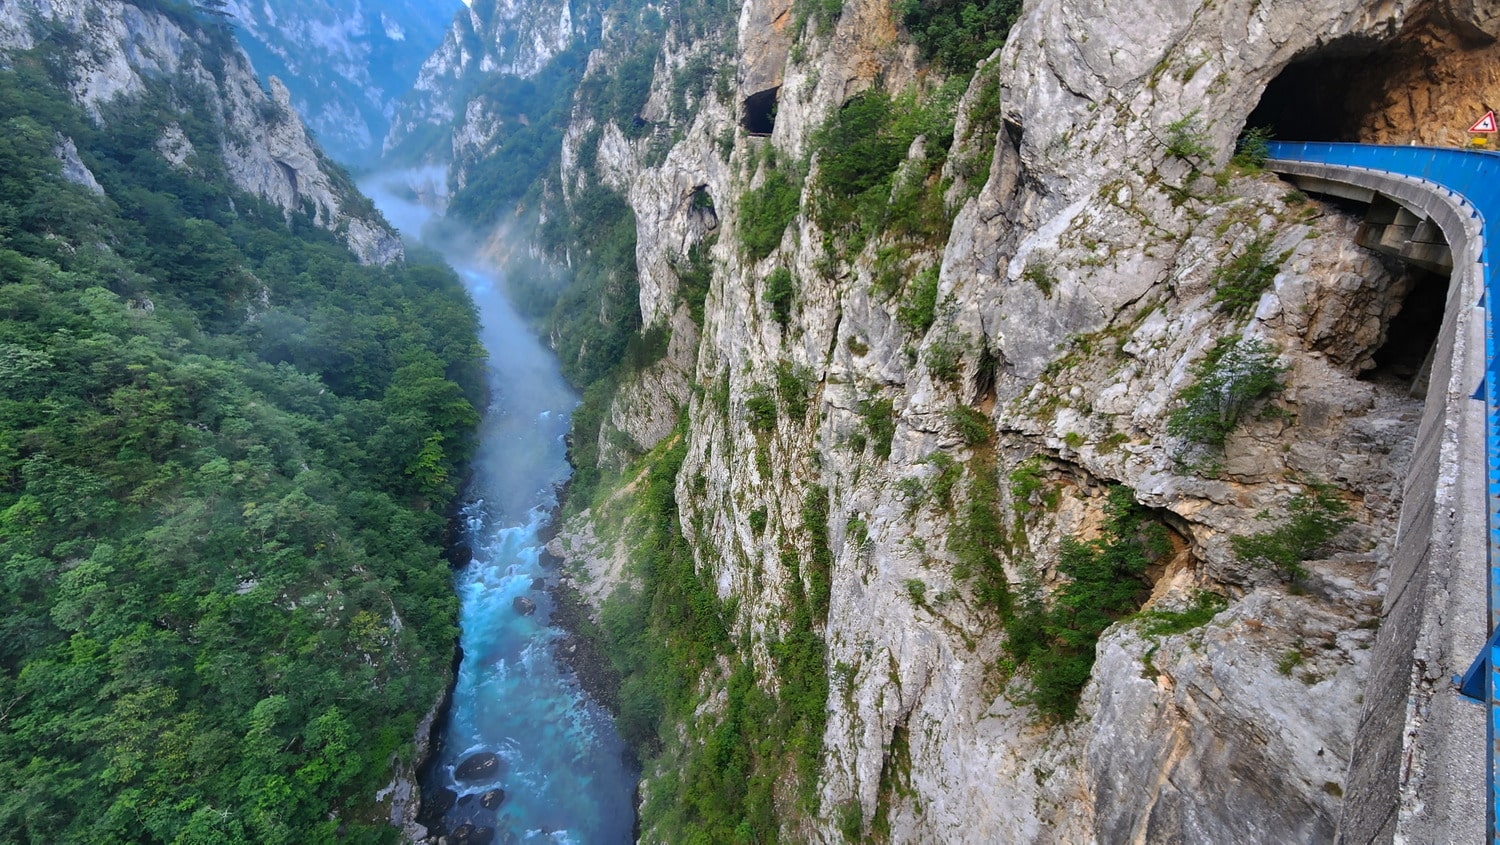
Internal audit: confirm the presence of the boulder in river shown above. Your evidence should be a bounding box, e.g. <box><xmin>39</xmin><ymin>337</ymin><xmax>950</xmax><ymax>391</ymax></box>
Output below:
<box><xmin>450</xmin><ymin>823</ymin><xmax>474</xmax><ymax>844</ymax></box>
<box><xmin>479</xmin><ymin>788</ymin><xmax>505</xmax><ymax>810</ymax></box>
<box><xmin>471</xmin><ymin>828</ymin><xmax>496</xmax><ymax>845</ymax></box>
<box><xmin>512</xmin><ymin>596</ymin><xmax>537</xmax><ymax>616</ymax></box>
<box><xmin>531</xmin><ymin>576</ymin><xmax>546</xmax><ymax>590</ymax></box>
<box><xmin>454</xmin><ymin>751</ymin><xmax>502</xmax><ymax>782</ymax></box>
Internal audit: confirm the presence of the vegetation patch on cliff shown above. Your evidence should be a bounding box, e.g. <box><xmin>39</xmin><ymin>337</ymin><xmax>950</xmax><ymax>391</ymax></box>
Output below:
<box><xmin>1167</xmin><ymin>336</ymin><xmax>1287</xmax><ymax>457</ymax></box>
<box><xmin>1232</xmin><ymin>482</ymin><xmax>1353</xmax><ymax>582</ymax></box>
<box><xmin>809</xmin><ymin>87</ymin><xmax>960</xmax><ymax>258</ymax></box>
<box><xmin>578</xmin><ymin>422</ymin><xmax>831</xmax><ymax>842</ymax></box>
<box><xmin>1003</xmin><ymin>487</ymin><xmax>1168</xmax><ymax>719</ymax></box>
<box><xmin>739</xmin><ymin>152</ymin><xmax>804</xmax><ymax>262</ymax></box>
<box><xmin>1211</xmin><ymin>233</ymin><xmax>1292</xmax><ymax>316</ymax></box>
<box><xmin>443</xmin><ymin>45</ymin><xmax>589</xmax><ymax>221</ymax></box>
<box><xmin>901</xmin><ymin>0</ymin><xmax>1022</xmax><ymax>74</ymax></box>
<box><xmin>946</xmin><ymin>454</ymin><xmax>1166</xmax><ymax>721</ymax></box>
<box><xmin>532</xmin><ymin>184</ymin><xmax>650</xmax><ymax>510</ymax></box>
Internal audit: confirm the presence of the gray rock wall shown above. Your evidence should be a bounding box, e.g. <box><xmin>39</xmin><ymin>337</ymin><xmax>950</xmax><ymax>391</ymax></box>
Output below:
<box><xmin>382</xmin><ymin>0</ymin><xmax>580</xmax><ymax>161</ymax></box>
<box><xmin>0</xmin><ymin>0</ymin><xmax>402</xmax><ymax>264</ymax></box>
<box><xmin>1266</xmin><ymin>162</ymin><xmax>1488</xmax><ymax>845</ymax></box>
<box><xmin>438</xmin><ymin>0</ymin><xmax>1500</xmax><ymax>839</ymax></box>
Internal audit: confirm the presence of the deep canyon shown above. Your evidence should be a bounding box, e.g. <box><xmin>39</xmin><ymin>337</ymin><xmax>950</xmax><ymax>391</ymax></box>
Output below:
<box><xmin>363</xmin><ymin>171</ymin><xmax>638</xmax><ymax>843</ymax></box>
<box><xmin>0</xmin><ymin>0</ymin><xmax>1497</xmax><ymax>842</ymax></box>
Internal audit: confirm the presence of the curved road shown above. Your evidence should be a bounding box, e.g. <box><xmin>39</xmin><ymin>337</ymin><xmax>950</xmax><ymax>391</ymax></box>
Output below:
<box><xmin>1264</xmin><ymin>141</ymin><xmax>1495</xmax><ymax>844</ymax></box>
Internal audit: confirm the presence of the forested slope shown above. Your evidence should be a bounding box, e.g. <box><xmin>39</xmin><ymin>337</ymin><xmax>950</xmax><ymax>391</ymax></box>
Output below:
<box><xmin>0</xmin><ymin>17</ymin><xmax>480</xmax><ymax>844</ymax></box>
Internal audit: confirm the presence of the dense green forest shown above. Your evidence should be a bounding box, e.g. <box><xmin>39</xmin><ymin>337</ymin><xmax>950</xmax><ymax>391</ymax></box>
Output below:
<box><xmin>0</xmin><ymin>35</ymin><xmax>481</xmax><ymax>845</ymax></box>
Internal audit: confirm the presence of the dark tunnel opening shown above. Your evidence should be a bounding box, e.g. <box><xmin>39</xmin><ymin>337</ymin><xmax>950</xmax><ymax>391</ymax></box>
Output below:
<box><xmin>1244</xmin><ymin>39</ymin><xmax>1393</xmax><ymax>142</ymax></box>
<box><xmin>742</xmin><ymin>87</ymin><xmax>779</xmax><ymax>136</ymax></box>
<box><xmin>1250</xmin><ymin>35</ymin><xmax>1459</xmax><ymax>397</ymax></box>
<box><xmin>1364</xmin><ymin>266</ymin><xmax>1450</xmax><ymax>396</ymax></box>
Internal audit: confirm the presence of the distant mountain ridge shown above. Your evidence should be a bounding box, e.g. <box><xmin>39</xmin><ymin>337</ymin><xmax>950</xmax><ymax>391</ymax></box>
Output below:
<box><xmin>0</xmin><ymin>0</ymin><xmax>404</xmax><ymax>263</ymax></box>
<box><xmin>224</xmin><ymin>0</ymin><xmax>460</xmax><ymax>166</ymax></box>
<box><xmin>381</xmin><ymin>0</ymin><xmax>592</xmax><ymax>167</ymax></box>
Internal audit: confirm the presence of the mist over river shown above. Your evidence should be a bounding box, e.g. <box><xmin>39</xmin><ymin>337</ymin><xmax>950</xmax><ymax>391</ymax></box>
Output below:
<box><xmin>363</xmin><ymin>170</ymin><xmax>637</xmax><ymax>844</ymax></box>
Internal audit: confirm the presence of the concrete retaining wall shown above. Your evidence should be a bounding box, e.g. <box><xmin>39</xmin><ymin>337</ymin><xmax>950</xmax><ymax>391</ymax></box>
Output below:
<box><xmin>1270</xmin><ymin>161</ymin><xmax>1488</xmax><ymax>845</ymax></box>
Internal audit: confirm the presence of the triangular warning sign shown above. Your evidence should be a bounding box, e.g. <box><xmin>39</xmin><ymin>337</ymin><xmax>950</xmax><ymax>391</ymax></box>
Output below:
<box><xmin>1471</xmin><ymin>110</ymin><xmax>1498</xmax><ymax>133</ymax></box>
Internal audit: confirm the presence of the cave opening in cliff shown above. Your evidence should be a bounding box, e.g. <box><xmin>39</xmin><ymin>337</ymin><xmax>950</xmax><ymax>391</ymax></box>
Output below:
<box><xmin>276</xmin><ymin>160</ymin><xmax>300</xmax><ymax>202</ymax></box>
<box><xmin>1244</xmin><ymin>37</ymin><xmax>1401</xmax><ymax>143</ymax></box>
<box><xmin>742</xmin><ymin>86</ymin><xmax>779</xmax><ymax>136</ymax></box>
<box><xmin>1365</xmin><ymin>266</ymin><xmax>1450</xmax><ymax>396</ymax></box>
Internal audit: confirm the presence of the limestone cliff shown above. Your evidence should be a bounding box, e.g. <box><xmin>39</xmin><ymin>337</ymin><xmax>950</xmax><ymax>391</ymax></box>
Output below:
<box><xmin>381</xmin><ymin>0</ymin><xmax>587</xmax><ymax>165</ymax></box>
<box><xmin>425</xmin><ymin>0</ymin><xmax>1497</xmax><ymax>840</ymax></box>
<box><xmin>220</xmin><ymin>0</ymin><xmax>457</xmax><ymax>166</ymax></box>
<box><xmin>0</xmin><ymin>0</ymin><xmax>402</xmax><ymax>264</ymax></box>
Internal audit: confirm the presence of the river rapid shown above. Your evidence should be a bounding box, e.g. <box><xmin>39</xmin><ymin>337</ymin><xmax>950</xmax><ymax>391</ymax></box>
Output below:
<box><xmin>364</xmin><ymin>170</ymin><xmax>637</xmax><ymax>844</ymax></box>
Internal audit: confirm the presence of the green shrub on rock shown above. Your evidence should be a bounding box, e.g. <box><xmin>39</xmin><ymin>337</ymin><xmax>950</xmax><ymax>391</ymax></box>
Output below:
<box><xmin>764</xmin><ymin>266</ymin><xmax>796</xmax><ymax>327</ymax></box>
<box><xmin>1232</xmin><ymin>482</ymin><xmax>1353</xmax><ymax>581</ymax></box>
<box><xmin>739</xmin><ymin>166</ymin><xmax>802</xmax><ymax>262</ymax></box>
<box><xmin>1167</xmin><ymin>337</ymin><xmax>1287</xmax><ymax>450</ymax></box>
<box><xmin>1211</xmin><ymin>233</ymin><xmax>1290</xmax><ymax>316</ymax></box>
<box><xmin>1001</xmin><ymin>486</ymin><xmax>1166</xmax><ymax>720</ymax></box>
<box><xmin>901</xmin><ymin>0</ymin><xmax>1022</xmax><ymax>74</ymax></box>
<box><xmin>897</xmin><ymin>265</ymin><xmax>940</xmax><ymax>335</ymax></box>
<box><xmin>857</xmin><ymin>396</ymin><xmax>897</xmax><ymax>459</ymax></box>
<box><xmin>746</xmin><ymin>385</ymin><xmax>778</xmax><ymax>432</ymax></box>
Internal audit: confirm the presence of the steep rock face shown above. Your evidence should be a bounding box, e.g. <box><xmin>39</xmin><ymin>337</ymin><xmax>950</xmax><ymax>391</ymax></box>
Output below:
<box><xmin>382</xmin><ymin>0</ymin><xmax>580</xmax><ymax>161</ymax></box>
<box><xmin>53</xmin><ymin>134</ymin><xmax>105</xmax><ymax>195</ymax></box>
<box><xmin>439</xmin><ymin>0</ymin><xmax>1492</xmax><ymax>840</ymax></box>
<box><xmin>597</xmin><ymin>307</ymin><xmax>698</xmax><ymax>468</ymax></box>
<box><xmin>0</xmin><ymin>0</ymin><xmax>402</xmax><ymax>264</ymax></box>
<box><xmin>1085</xmin><ymin>589</ymin><xmax>1370</xmax><ymax>844</ymax></box>
<box><xmin>680</xmin><ymin>176</ymin><xmax>1416</xmax><ymax>841</ymax></box>
<box><xmin>221</xmin><ymin>0</ymin><xmax>457</xmax><ymax>166</ymax></box>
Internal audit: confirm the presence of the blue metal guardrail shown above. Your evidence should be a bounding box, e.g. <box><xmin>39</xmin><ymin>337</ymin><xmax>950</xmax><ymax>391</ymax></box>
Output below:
<box><xmin>1264</xmin><ymin>140</ymin><xmax>1500</xmax><ymax>841</ymax></box>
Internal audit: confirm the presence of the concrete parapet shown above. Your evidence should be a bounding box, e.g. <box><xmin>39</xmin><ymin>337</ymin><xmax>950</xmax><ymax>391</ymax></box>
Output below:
<box><xmin>1268</xmin><ymin>161</ymin><xmax>1487</xmax><ymax>845</ymax></box>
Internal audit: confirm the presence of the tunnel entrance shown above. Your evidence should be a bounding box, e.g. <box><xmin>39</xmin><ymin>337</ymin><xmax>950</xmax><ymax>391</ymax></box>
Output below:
<box><xmin>687</xmin><ymin>184</ymin><xmax>719</xmax><ymax>231</ymax></box>
<box><xmin>741</xmin><ymin>87</ymin><xmax>779</xmax><ymax>136</ymax></box>
<box><xmin>1251</xmin><ymin>20</ymin><xmax>1476</xmax><ymax>397</ymax></box>
<box><xmin>1245</xmin><ymin>12</ymin><xmax>1500</xmax><ymax>147</ymax></box>
<box><xmin>1244</xmin><ymin>38</ymin><xmax>1393</xmax><ymax>142</ymax></box>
